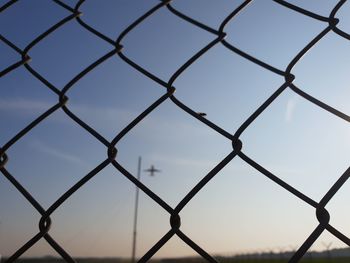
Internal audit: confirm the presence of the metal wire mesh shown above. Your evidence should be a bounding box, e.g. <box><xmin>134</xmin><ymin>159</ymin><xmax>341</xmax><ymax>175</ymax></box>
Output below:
<box><xmin>1</xmin><ymin>0</ymin><xmax>350</xmax><ymax>262</ymax></box>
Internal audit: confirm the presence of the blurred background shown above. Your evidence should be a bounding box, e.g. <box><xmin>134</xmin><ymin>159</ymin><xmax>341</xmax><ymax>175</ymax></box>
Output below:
<box><xmin>1</xmin><ymin>0</ymin><xmax>350</xmax><ymax>261</ymax></box>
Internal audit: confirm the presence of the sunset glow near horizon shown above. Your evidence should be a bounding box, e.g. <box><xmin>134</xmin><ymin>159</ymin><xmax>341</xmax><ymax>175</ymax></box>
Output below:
<box><xmin>1</xmin><ymin>0</ymin><xmax>350</xmax><ymax>260</ymax></box>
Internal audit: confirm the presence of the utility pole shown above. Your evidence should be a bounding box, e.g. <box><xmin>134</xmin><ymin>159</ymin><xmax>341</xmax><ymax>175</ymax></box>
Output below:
<box><xmin>131</xmin><ymin>157</ymin><xmax>160</xmax><ymax>263</ymax></box>
<box><xmin>322</xmin><ymin>241</ymin><xmax>332</xmax><ymax>261</ymax></box>
<box><xmin>131</xmin><ymin>156</ymin><xmax>141</xmax><ymax>263</ymax></box>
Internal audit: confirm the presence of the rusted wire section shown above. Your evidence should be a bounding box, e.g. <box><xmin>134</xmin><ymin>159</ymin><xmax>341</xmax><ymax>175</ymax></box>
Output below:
<box><xmin>1</xmin><ymin>0</ymin><xmax>349</xmax><ymax>262</ymax></box>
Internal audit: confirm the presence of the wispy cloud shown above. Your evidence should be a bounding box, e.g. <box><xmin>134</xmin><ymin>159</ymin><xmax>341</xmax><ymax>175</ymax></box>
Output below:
<box><xmin>0</xmin><ymin>97</ymin><xmax>137</xmax><ymax>125</ymax></box>
<box><xmin>285</xmin><ymin>96</ymin><xmax>299</xmax><ymax>123</ymax></box>
<box><xmin>29</xmin><ymin>140</ymin><xmax>89</xmax><ymax>168</ymax></box>
<box><xmin>0</xmin><ymin>97</ymin><xmax>133</xmax><ymax>117</ymax></box>
<box><xmin>69</xmin><ymin>104</ymin><xmax>136</xmax><ymax>125</ymax></box>
<box><xmin>0</xmin><ymin>98</ymin><xmax>53</xmax><ymax>112</ymax></box>
<box><xmin>0</xmin><ymin>97</ymin><xmax>214</xmax><ymax>141</ymax></box>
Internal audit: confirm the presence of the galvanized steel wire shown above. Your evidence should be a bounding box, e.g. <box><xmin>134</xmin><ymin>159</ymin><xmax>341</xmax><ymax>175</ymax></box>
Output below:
<box><xmin>1</xmin><ymin>0</ymin><xmax>350</xmax><ymax>262</ymax></box>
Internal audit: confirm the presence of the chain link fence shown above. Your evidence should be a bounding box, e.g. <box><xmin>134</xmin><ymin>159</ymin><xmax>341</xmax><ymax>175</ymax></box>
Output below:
<box><xmin>1</xmin><ymin>0</ymin><xmax>350</xmax><ymax>262</ymax></box>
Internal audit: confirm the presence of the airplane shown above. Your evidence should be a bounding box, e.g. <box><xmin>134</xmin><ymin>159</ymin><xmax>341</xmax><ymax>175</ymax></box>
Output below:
<box><xmin>144</xmin><ymin>165</ymin><xmax>161</xmax><ymax>176</ymax></box>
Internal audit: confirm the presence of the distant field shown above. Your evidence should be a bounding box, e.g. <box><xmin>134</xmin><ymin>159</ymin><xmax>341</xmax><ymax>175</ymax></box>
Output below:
<box><xmin>218</xmin><ymin>259</ymin><xmax>350</xmax><ymax>263</ymax></box>
<box><xmin>4</xmin><ymin>257</ymin><xmax>350</xmax><ymax>263</ymax></box>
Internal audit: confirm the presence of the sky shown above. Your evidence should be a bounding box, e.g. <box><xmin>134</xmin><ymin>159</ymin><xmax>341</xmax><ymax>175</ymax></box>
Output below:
<box><xmin>1</xmin><ymin>0</ymin><xmax>350</xmax><ymax>260</ymax></box>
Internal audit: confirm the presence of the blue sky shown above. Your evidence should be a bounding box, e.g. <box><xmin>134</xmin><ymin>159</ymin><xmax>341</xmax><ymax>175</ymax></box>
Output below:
<box><xmin>1</xmin><ymin>0</ymin><xmax>350</xmax><ymax>260</ymax></box>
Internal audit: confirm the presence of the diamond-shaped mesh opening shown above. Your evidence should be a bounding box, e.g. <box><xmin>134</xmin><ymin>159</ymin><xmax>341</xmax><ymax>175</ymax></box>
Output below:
<box><xmin>116</xmin><ymin>100</ymin><xmax>230</xmax><ymax>207</ymax></box>
<box><xmin>27</xmin><ymin>22</ymin><xmax>112</xmax><ymax>88</ymax></box>
<box><xmin>4</xmin><ymin>109</ymin><xmax>106</xmax><ymax>207</ymax></box>
<box><xmin>180</xmin><ymin>158</ymin><xmax>317</xmax><ymax>257</ymax></box>
<box><xmin>224</xmin><ymin>1</ymin><xmax>325</xmax><ymax>69</ymax></box>
<box><xmin>240</xmin><ymin>89</ymin><xmax>350</xmax><ymax>200</ymax></box>
<box><xmin>0</xmin><ymin>1</ymin><xmax>69</xmax><ymax>48</ymax></box>
<box><xmin>174</xmin><ymin>44</ymin><xmax>282</xmax><ymax>132</ymax></box>
<box><xmin>293</xmin><ymin>33</ymin><xmax>350</xmax><ymax>115</ymax></box>
<box><xmin>66</xmin><ymin>58</ymin><xmax>164</xmax><ymax>140</ymax></box>
<box><xmin>47</xmin><ymin>166</ymin><xmax>136</xmax><ymax>258</ymax></box>
<box><xmin>121</xmin><ymin>7</ymin><xmax>215</xmax><ymax>79</ymax></box>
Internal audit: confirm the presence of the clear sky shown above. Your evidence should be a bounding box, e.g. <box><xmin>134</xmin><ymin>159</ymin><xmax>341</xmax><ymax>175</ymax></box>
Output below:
<box><xmin>1</xmin><ymin>0</ymin><xmax>350</xmax><ymax>260</ymax></box>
